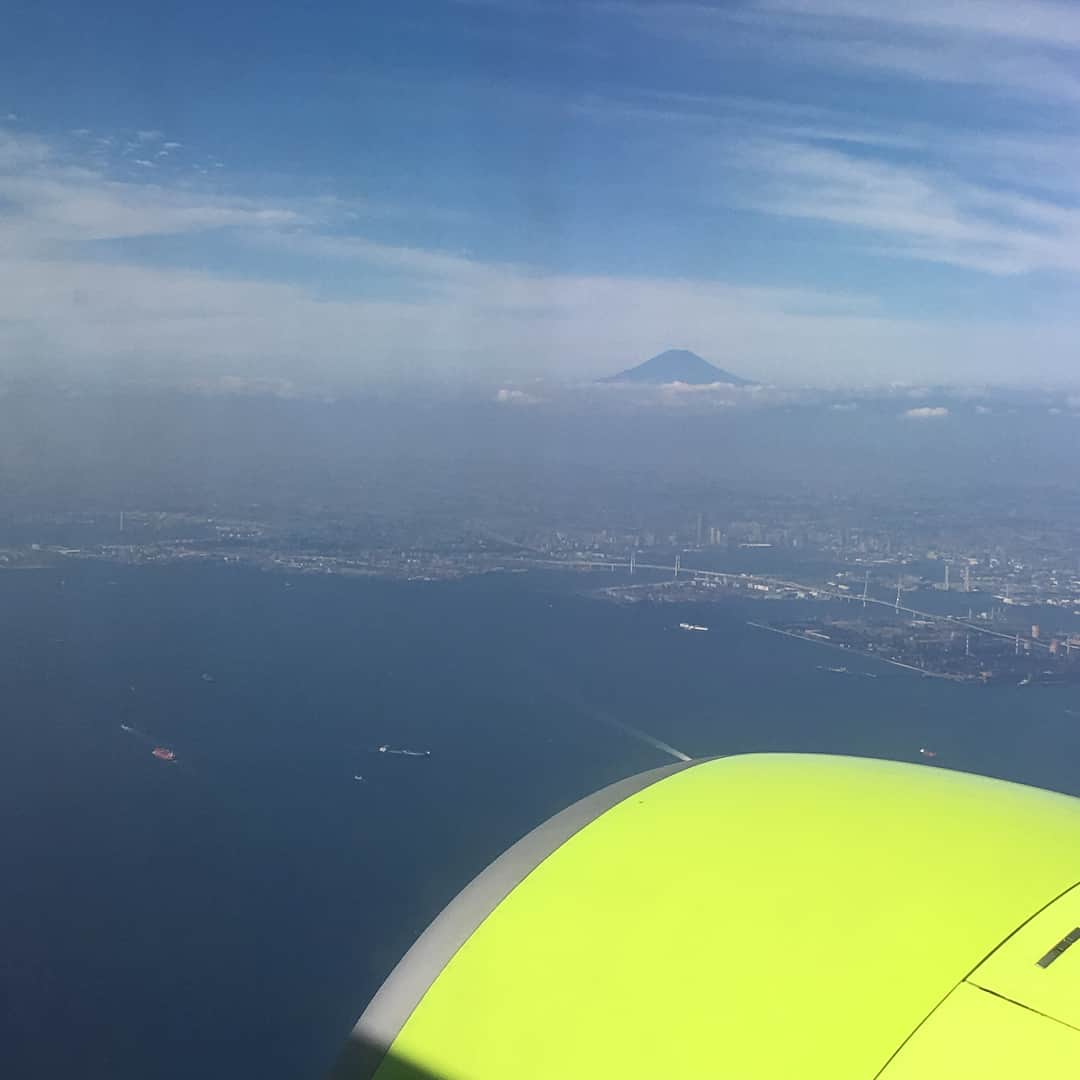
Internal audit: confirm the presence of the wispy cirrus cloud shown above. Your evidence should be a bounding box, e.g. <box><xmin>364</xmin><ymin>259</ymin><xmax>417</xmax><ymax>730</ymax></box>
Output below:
<box><xmin>734</xmin><ymin>0</ymin><xmax>1080</xmax><ymax>103</ymax></box>
<box><xmin>752</xmin><ymin>0</ymin><xmax>1080</xmax><ymax>49</ymax></box>
<box><xmin>462</xmin><ymin>0</ymin><xmax>1080</xmax><ymax>105</ymax></box>
<box><xmin>733</xmin><ymin>137</ymin><xmax>1080</xmax><ymax>275</ymax></box>
<box><xmin>0</xmin><ymin>130</ymin><xmax>306</xmax><ymax>256</ymax></box>
<box><xmin>574</xmin><ymin>85</ymin><xmax>1080</xmax><ymax>276</ymax></box>
<box><xmin>807</xmin><ymin>37</ymin><xmax>1080</xmax><ymax>104</ymax></box>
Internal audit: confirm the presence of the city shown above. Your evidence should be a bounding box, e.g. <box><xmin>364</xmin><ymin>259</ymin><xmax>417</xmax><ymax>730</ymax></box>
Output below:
<box><xmin>5</xmin><ymin>478</ymin><xmax>1079</xmax><ymax>686</ymax></box>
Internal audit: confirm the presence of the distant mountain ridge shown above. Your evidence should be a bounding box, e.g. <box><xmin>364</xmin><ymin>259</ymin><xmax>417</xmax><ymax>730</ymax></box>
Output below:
<box><xmin>604</xmin><ymin>349</ymin><xmax>752</xmax><ymax>386</ymax></box>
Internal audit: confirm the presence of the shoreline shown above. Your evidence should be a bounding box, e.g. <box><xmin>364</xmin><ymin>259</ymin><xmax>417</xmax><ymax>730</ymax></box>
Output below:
<box><xmin>746</xmin><ymin>620</ymin><xmax>963</xmax><ymax>681</ymax></box>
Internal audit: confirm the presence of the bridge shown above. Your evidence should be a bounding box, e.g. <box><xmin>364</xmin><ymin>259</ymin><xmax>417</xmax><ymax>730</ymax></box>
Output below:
<box><xmin>508</xmin><ymin>554</ymin><xmax>1053</xmax><ymax>654</ymax></box>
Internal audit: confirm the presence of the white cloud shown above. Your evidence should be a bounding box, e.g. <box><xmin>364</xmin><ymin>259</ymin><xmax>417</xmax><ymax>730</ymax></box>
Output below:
<box><xmin>902</xmin><ymin>406</ymin><xmax>950</xmax><ymax>419</ymax></box>
<box><xmin>659</xmin><ymin>380</ymin><xmax>743</xmax><ymax>394</ymax></box>
<box><xmin>197</xmin><ymin>375</ymin><xmax>313</xmax><ymax>399</ymax></box>
<box><xmin>495</xmin><ymin>387</ymin><xmax>541</xmax><ymax>404</ymax></box>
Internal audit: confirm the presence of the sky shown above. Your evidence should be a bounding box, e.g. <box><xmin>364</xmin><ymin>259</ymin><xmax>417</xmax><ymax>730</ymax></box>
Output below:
<box><xmin>2</xmin><ymin>0</ymin><xmax>1080</xmax><ymax>391</ymax></box>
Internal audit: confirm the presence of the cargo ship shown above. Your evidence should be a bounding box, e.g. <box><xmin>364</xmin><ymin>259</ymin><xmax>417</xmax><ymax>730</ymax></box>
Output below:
<box><xmin>151</xmin><ymin>747</ymin><xmax>176</xmax><ymax>762</ymax></box>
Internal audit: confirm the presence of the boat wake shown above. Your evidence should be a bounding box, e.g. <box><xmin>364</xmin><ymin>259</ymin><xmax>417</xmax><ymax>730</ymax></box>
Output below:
<box><xmin>119</xmin><ymin>722</ymin><xmax>154</xmax><ymax>745</ymax></box>
<box><xmin>608</xmin><ymin>718</ymin><xmax>692</xmax><ymax>763</ymax></box>
<box><xmin>377</xmin><ymin>745</ymin><xmax>431</xmax><ymax>757</ymax></box>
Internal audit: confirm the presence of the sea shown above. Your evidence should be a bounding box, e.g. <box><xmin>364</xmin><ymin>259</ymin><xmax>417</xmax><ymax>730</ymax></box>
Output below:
<box><xmin>3</xmin><ymin>562</ymin><xmax>1080</xmax><ymax>1079</ymax></box>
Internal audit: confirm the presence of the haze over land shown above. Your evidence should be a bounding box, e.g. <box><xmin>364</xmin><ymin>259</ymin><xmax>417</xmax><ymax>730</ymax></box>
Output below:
<box><xmin>1</xmin><ymin>376</ymin><xmax>1076</xmax><ymax>519</ymax></box>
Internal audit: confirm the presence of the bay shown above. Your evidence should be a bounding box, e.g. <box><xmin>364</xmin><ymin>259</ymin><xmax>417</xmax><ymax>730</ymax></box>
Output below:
<box><xmin>2</xmin><ymin>563</ymin><xmax>1078</xmax><ymax>1078</ymax></box>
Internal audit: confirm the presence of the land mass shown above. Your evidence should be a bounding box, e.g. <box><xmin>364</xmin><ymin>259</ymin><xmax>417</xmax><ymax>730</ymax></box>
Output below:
<box><xmin>604</xmin><ymin>349</ymin><xmax>753</xmax><ymax>386</ymax></box>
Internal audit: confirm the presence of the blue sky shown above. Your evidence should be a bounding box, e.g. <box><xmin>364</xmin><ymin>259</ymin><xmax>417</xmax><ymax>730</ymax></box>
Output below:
<box><xmin>3</xmin><ymin>0</ymin><xmax>1080</xmax><ymax>389</ymax></box>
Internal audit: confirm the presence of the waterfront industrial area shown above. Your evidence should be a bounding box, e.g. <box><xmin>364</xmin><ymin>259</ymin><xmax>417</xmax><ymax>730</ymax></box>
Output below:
<box><xmin>593</xmin><ymin>558</ymin><xmax>1080</xmax><ymax>685</ymax></box>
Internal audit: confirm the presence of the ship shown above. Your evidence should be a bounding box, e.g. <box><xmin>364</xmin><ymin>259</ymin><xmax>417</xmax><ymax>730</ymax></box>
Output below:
<box><xmin>151</xmin><ymin>747</ymin><xmax>176</xmax><ymax>762</ymax></box>
<box><xmin>678</xmin><ymin>623</ymin><xmax>709</xmax><ymax>632</ymax></box>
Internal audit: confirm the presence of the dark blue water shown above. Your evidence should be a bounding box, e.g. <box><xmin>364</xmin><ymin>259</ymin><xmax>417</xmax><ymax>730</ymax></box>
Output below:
<box><xmin>3</xmin><ymin>564</ymin><xmax>1080</xmax><ymax>1078</ymax></box>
